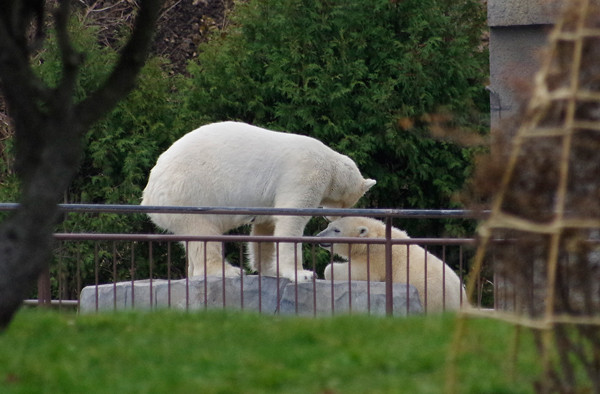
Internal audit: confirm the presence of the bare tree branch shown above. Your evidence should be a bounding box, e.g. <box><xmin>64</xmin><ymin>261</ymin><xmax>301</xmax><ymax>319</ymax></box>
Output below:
<box><xmin>54</xmin><ymin>0</ymin><xmax>83</xmax><ymax>110</ymax></box>
<box><xmin>76</xmin><ymin>0</ymin><xmax>163</xmax><ymax>130</ymax></box>
<box><xmin>0</xmin><ymin>0</ymin><xmax>163</xmax><ymax>329</ymax></box>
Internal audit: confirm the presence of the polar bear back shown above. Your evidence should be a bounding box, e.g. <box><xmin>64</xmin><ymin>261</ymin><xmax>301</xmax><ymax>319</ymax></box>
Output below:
<box><xmin>374</xmin><ymin>223</ymin><xmax>466</xmax><ymax>311</ymax></box>
<box><xmin>144</xmin><ymin>122</ymin><xmax>332</xmax><ymax>206</ymax></box>
<box><xmin>396</xmin><ymin>241</ymin><xmax>465</xmax><ymax>312</ymax></box>
<box><xmin>142</xmin><ymin>122</ymin><xmax>375</xmax><ymax>233</ymax></box>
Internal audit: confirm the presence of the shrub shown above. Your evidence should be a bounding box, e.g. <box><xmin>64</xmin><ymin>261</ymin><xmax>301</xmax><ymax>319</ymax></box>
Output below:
<box><xmin>0</xmin><ymin>17</ymin><xmax>190</xmax><ymax>295</ymax></box>
<box><xmin>184</xmin><ymin>0</ymin><xmax>489</xmax><ymax>237</ymax></box>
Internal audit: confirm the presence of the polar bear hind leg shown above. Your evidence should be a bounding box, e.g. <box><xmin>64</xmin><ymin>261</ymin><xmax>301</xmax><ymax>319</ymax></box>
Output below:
<box><xmin>248</xmin><ymin>221</ymin><xmax>276</xmax><ymax>274</ymax></box>
<box><xmin>177</xmin><ymin>219</ymin><xmax>241</xmax><ymax>278</ymax></box>
<box><xmin>185</xmin><ymin>240</ymin><xmax>241</xmax><ymax>278</ymax></box>
<box><xmin>183</xmin><ymin>241</ymin><xmax>229</xmax><ymax>277</ymax></box>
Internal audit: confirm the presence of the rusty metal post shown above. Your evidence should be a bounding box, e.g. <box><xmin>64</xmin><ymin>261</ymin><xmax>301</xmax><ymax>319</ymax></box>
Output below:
<box><xmin>37</xmin><ymin>267</ymin><xmax>51</xmax><ymax>306</ymax></box>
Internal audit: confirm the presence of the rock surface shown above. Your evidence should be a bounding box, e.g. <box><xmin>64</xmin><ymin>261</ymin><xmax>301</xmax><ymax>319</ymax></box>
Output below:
<box><xmin>80</xmin><ymin>276</ymin><xmax>423</xmax><ymax>316</ymax></box>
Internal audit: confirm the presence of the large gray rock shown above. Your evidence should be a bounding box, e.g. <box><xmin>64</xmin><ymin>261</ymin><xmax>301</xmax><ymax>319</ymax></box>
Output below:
<box><xmin>279</xmin><ymin>280</ymin><xmax>422</xmax><ymax>316</ymax></box>
<box><xmin>80</xmin><ymin>276</ymin><xmax>422</xmax><ymax>316</ymax></box>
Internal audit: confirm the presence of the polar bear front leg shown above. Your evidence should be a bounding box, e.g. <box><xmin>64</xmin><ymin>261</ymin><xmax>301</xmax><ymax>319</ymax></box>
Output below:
<box><xmin>270</xmin><ymin>215</ymin><xmax>315</xmax><ymax>282</ymax></box>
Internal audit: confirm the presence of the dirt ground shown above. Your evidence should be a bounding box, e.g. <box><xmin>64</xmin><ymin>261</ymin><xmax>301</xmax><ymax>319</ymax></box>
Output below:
<box><xmin>76</xmin><ymin>0</ymin><xmax>235</xmax><ymax>74</ymax></box>
<box><xmin>0</xmin><ymin>0</ymin><xmax>233</xmax><ymax>145</ymax></box>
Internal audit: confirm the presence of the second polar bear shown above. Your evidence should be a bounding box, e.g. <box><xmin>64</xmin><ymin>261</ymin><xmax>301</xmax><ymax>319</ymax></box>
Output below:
<box><xmin>142</xmin><ymin>121</ymin><xmax>375</xmax><ymax>281</ymax></box>
<box><xmin>317</xmin><ymin>217</ymin><xmax>467</xmax><ymax>312</ymax></box>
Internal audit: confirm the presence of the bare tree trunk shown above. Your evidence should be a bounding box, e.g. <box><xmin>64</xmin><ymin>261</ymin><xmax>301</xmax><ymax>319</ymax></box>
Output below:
<box><xmin>0</xmin><ymin>0</ymin><xmax>163</xmax><ymax>329</ymax></box>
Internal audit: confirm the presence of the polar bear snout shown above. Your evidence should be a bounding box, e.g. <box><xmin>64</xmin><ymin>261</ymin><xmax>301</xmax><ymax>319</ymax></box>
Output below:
<box><xmin>316</xmin><ymin>227</ymin><xmax>339</xmax><ymax>248</ymax></box>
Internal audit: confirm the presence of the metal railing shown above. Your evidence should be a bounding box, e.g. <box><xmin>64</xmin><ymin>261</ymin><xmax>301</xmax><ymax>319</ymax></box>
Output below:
<box><xmin>1</xmin><ymin>204</ymin><xmax>488</xmax><ymax>315</ymax></box>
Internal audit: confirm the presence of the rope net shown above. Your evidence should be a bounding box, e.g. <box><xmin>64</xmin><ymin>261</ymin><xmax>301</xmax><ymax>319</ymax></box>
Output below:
<box><xmin>448</xmin><ymin>1</ymin><xmax>600</xmax><ymax>392</ymax></box>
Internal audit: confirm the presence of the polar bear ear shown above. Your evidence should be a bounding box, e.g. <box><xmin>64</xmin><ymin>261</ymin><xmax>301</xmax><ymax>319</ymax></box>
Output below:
<box><xmin>358</xmin><ymin>226</ymin><xmax>369</xmax><ymax>237</ymax></box>
<box><xmin>362</xmin><ymin>179</ymin><xmax>376</xmax><ymax>192</ymax></box>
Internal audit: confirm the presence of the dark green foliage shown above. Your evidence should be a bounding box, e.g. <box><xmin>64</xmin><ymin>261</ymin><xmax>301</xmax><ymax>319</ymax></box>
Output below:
<box><xmin>2</xmin><ymin>17</ymin><xmax>186</xmax><ymax>215</ymax></box>
<box><xmin>1</xmin><ymin>1</ymin><xmax>488</xmax><ymax>295</ymax></box>
<box><xmin>184</xmin><ymin>0</ymin><xmax>489</xmax><ymax>237</ymax></box>
<box><xmin>0</xmin><ymin>17</ymin><xmax>190</xmax><ymax>297</ymax></box>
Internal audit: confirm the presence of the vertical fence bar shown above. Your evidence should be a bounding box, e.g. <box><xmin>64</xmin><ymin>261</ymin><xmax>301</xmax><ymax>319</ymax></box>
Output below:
<box><xmin>493</xmin><ymin>249</ymin><xmax>499</xmax><ymax>310</ymax></box>
<box><xmin>442</xmin><ymin>246</ymin><xmax>447</xmax><ymax>311</ymax></box>
<box><xmin>366</xmin><ymin>244</ymin><xmax>371</xmax><ymax>315</ymax></box>
<box><xmin>329</xmin><ymin>245</ymin><xmax>335</xmax><ymax>316</ymax></box>
<box><xmin>385</xmin><ymin>216</ymin><xmax>393</xmax><ymax>316</ymax></box>
<box><xmin>221</xmin><ymin>241</ymin><xmax>226</xmax><ymax>309</ymax></box>
<box><xmin>76</xmin><ymin>248</ymin><xmax>82</xmax><ymax>312</ymax></box>
<box><xmin>94</xmin><ymin>243</ymin><xmax>99</xmax><ymax>312</ymax></box>
<box><xmin>240</xmin><ymin>245</ymin><xmax>244</xmax><ymax>311</ymax></box>
<box><xmin>478</xmin><ymin>247</ymin><xmax>483</xmax><ymax>308</ymax></box>
<box><xmin>167</xmin><ymin>242</ymin><xmax>172</xmax><ymax>308</ymax></box>
<box><xmin>275</xmin><ymin>242</ymin><xmax>280</xmax><ymax>314</ymax></box>
<box><xmin>311</xmin><ymin>244</ymin><xmax>317</xmax><ymax>318</ymax></box>
<box><xmin>112</xmin><ymin>242</ymin><xmax>117</xmax><ymax>310</ymax></box>
<box><xmin>201</xmin><ymin>241</ymin><xmax>205</xmax><ymax>310</ymax></box>
<box><xmin>57</xmin><ymin>243</ymin><xmax>63</xmax><ymax>309</ymax></box>
<box><xmin>257</xmin><ymin>243</ymin><xmax>262</xmax><ymax>314</ymax></box>
<box><xmin>460</xmin><ymin>245</ymin><xmax>469</xmax><ymax>305</ymax></box>
<box><xmin>148</xmin><ymin>242</ymin><xmax>153</xmax><ymax>309</ymax></box>
<box><xmin>222</xmin><ymin>242</ymin><xmax>227</xmax><ymax>309</ymax></box>
<box><xmin>462</xmin><ymin>246</ymin><xmax>466</xmax><ymax>305</ymax></box>
<box><xmin>347</xmin><ymin>245</ymin><xmax>352</xmax><ymax>314</ymax></box>
<box><xmin>131</xmin><ymin>244</ymin><xmax>135</xmax><ymax>308</ymax></box>
<box><xmin>424</xmin><ymin>245</ymin><xmax>429</xmax><ymax>313</ymax></box>
<box><xmin>406</xmin><ymin>244</ymin><xmax>410</xmax><ymax>315</ymax></box>
<box><xmin>186</xmin><ymin>241</ymin><xmax>191</xmax><ymax>311</ymax></box>
<box><xmin>294</xmin><ymin>242</ymin><xmax>299</xmax><ymax>315</ymax></box>
<box><xmin>37</xmin><ymin>267</ymin><xmax>51</xmax><ymax>306</ymax></box>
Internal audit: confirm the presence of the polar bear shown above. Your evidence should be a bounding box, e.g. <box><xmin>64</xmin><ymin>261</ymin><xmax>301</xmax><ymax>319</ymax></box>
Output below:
<box><xmin>317</xmin><ymin>217</ymin><xmax>467</xmax><ymax>312</ymax></box>
<box><xmin>141</xmin><ymin>121</ymin><xmax>375</xmax><ymax>282</ymax></box>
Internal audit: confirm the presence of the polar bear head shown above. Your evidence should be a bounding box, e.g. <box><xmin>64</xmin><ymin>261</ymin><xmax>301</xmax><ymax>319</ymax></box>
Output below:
<box><xmin>316</xmin><ymin>216</ymin><xmax>387</xmax><ymax>259</ymax></box>
<box><xmin>321</xmin><ymin>155</ymin><xmax>376</xmax><ymax>209</ymax></box>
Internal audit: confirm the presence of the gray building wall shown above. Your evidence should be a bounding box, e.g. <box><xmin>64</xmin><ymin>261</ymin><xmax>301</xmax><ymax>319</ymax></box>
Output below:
<box><xmin>488</xmin><ymin>0</ymin><xmax>562</xmax><ymax>129</ymax></box>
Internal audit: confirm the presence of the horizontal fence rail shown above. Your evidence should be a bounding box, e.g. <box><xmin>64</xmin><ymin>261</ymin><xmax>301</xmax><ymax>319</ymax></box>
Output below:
<box><xmin>2</xmin><ymin>204</ymin><xmax>494</xmax><ymax>316</ymax></box>
<box><xmin>0</xmin><ymin>203</ymin><xmax>490</xmax><ymax>218</ymax></box>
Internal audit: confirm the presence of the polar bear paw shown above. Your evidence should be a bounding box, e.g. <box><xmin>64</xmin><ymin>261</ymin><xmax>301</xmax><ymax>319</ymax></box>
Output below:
<box><xmin>280</xmin><ymin>269</ymin><xmax>315</xmax><ymax>283</ymax></box>
<box><xmin>223</xmin><ymin>264</ymin><xmax>244</xmax><ymax>277</ymax></box>
<box><xmin>324</xmin><ymin>264</ymin><xmax>332</xmax><ymax>280</ymax></box>
<box><xmin>323</xmin><ymin>263</ymin><xmax>350</xmax><ymax>281</ymax></box>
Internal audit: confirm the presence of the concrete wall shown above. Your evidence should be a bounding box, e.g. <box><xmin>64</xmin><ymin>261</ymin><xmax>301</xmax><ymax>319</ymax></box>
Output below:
<box><xmin>488</xmin><ymin>0</ymin><xmax>563</xmax><ymax>129</ymax></box>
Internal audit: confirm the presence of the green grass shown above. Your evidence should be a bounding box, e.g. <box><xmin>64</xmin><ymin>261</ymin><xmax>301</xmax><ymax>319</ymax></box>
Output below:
<box><xmin>0</xmin><ymin>309</ymin><xmax>539</xmax><ymax>393</ymax></box>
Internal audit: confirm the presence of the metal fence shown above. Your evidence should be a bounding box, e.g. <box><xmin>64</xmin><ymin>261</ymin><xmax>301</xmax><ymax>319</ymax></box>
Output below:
<box><xmin>1</xmin><ymin>204</ymin><xmax>492</xmax><ymax>315</ymax></box>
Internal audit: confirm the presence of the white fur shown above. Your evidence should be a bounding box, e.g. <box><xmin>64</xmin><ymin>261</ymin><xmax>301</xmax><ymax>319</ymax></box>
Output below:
<box><xmin>142</xmin><ymin>121</ymin><xmax>375</xmax><ymax>281</ymax></box>
<box><xmin>317</xmin><ymin>217</ymin><xmax>467</xmax><ymax>312</ymax></box>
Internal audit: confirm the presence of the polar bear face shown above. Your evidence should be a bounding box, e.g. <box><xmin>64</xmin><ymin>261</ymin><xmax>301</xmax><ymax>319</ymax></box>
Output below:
<box><xmin>316</xmin><ymin>216</ymin><xmax>384</xmax><ymax>259</ymax></box>
<box><xmin>321</xmin><ymin>156</ymin><xmax>376</xmax><ymax>209</ymax></box>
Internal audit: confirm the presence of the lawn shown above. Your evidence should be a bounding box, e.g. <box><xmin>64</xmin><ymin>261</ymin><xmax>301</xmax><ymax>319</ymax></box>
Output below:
<box><xmin>0</xmin><ymin>309</ymin><xmax>539</xmax><ymax>393</ymax></box>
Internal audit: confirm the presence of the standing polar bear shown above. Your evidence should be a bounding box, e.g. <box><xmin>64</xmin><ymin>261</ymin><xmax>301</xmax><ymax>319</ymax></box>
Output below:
<box><xmin>317</xmin><ymin>217</ymin><xmax>467</xmax><ymax>312</ymax></box>
<box><xmin>142</xmin><ymin>121</ymin><xmax>375</xmax><ymax>281</ymax></box>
